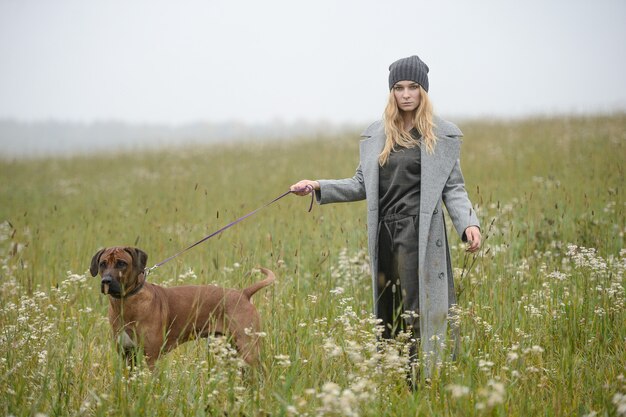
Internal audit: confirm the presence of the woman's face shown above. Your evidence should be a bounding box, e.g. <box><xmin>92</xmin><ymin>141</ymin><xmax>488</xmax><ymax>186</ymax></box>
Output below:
<box><xmin>393</xmin><ymin>81</ymin><xmax>421</xmax><ymax>113</ymax></box>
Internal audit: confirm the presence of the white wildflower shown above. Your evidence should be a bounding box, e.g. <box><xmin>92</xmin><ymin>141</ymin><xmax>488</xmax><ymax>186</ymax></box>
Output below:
<box><xmin>523</xmin><ymin>345</ymin><xmax>544</xmax><ymax>355</ymax></box>
<box><xmin>446</xmin><ymin>384</ymin><xmax>471</xmax><ymax>398</ymax></box>
<box><xmin>323</xmin><ymin>338</ymin><xmax>342</xmax><ymax>357</ymax></box>
<box><xmin>548</xmin><ymin>270</ymin><xmax>568</xmax><ymax>281</ymax></box>
<box><xmin>478</xmin><ymin>359</ymin><xmax>495</xmax><ymax>371</ymax></box>
<box><xmin>531</xmin><ymin>345</ymin><xmax>544</xmax><ymax>354</ymax></box>
<box><xmin>330</xmin><ymin>287</ymin><xmax>345</xmax><ymax>295</ymax></box>
<box><xmin>614</xmin><ymin>392</ymin><xmax>626</xmax><ymax>416</ymax></box>
<box><xmin>477</xmin><ymin>379</ymin><xmax>505</xmax><ymax>409</ymax></box>
<box><xmin>243</xmin><ymin>327</ymin><xmax>266</xmax><ymax>338</ymax></box>
<box><xmin>274</xmin><ymin>354</ymin><xmax>291</xmax><ymax>367</ymax></box>
<box><xmin>177</xmin><ymin>267</ymin><xmax>197</xmax><ymax>281</ymax></box>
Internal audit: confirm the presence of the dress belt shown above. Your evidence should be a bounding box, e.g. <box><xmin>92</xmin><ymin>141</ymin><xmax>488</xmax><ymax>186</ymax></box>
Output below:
<box><xmin>379</xmin><ymin>212</ymin><xmax>419</xmax><ymax>223</ymax></box>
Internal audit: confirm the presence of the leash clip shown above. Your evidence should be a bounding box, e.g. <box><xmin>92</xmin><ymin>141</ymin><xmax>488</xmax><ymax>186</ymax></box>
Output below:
<box><xmin>144</xmin><ymin>265</ymin><xmax>158</xmax><ymax>278</ymax></box>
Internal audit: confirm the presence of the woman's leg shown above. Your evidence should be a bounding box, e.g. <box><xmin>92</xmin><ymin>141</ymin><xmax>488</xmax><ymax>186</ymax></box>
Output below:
<box><xmin>377</xmin><ymin>219</ymin><xmax>404</xmax><ymax>340</ymax></box>
<box><xmin>376</xmin><ymin>215</ymin><xmax>420</xmax><ymax>339</ymax></box>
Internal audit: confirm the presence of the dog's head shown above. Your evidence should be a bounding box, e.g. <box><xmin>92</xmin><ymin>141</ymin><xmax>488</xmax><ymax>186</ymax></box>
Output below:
<box><xmin>90</xmin><ymin>247</ymin><xmax>148</xmax><ymax>298</ymax></box>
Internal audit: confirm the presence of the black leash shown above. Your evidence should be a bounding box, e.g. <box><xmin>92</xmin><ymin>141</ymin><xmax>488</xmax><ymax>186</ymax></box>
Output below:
<box><xmin>144</xmin><ymin>187</ymin><xmax>314</xmax><ymax>276</ymax></box>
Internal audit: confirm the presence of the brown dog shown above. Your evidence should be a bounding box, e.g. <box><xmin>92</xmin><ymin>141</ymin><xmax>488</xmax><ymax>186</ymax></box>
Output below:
<box><xmin>90</xmin><ymin>246</ymin><xmax>275</xmax><ymax>368</ymax></box>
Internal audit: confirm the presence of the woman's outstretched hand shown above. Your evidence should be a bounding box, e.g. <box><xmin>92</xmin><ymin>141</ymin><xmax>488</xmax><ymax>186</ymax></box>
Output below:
<box><xmin>464</xmin><ymin>226</ymin><xmax>482</xmax><ymax>253</ymax></box>
<box><xmin>290</xmin><ymin>180</ymin><xmax>320</xmax><ymax>196</ymax></box>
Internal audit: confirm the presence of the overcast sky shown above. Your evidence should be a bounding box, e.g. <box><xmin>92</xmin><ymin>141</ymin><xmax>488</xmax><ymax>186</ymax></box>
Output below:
<box><xmin>1</xmin><ymin>0</ymin><xmax>625</xmax><ymax>125</ymax></box>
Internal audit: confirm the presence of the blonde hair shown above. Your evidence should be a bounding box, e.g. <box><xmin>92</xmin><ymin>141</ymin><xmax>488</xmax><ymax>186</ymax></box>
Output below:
<box><xmin>379</xmin><ymin>85</ymin><xmax>436</xmax><ymax>166</ymax></box>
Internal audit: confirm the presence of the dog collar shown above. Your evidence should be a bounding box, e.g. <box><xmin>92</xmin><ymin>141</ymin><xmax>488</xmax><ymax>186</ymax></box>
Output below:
<box><xmin>110</xmin><ymin>278</ymin><xmax>145</xmax><ymax>300</ymax></box>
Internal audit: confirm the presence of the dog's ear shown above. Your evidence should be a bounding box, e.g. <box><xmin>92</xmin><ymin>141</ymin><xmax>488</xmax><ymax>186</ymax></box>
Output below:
<box><xmin>90</xmin><ymin>248</ymin><xmax>106</xmax><ymax>277</ymax></box>
<box><xmin>124</xmin><ymin>247</ymin><xmax>148</xmax><ymax>273</ymax></box>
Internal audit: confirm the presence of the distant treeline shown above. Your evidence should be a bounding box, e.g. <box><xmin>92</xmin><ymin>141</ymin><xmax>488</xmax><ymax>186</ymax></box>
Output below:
<box><xmin>0</xmin><ymin>119</ymin><xmax>358</xmax><ymax>158</ymax></box>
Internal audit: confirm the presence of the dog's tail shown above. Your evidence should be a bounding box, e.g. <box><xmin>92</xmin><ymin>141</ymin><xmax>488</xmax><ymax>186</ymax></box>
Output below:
<box><xmin>243</xmin><ymin>267</ymin><xmax>276</xmax><ymax>299</ymax></box>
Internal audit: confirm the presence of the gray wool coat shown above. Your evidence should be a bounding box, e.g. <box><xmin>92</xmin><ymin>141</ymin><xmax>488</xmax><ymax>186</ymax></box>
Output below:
<box><xmin>315</xmin><ymin>115</ymin><xmax>480</xmax><ymax>366</ymax></box>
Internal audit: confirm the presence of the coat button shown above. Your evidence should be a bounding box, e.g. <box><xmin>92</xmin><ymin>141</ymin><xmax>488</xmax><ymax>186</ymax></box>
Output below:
<box><xmin>438</xmin><ymin>272</ymin><xmax>445</xmax><ymax>279</ymax></box>
<box><xmin>433</xmin><ymin>208</ymin><xmax>438</xmax><ymax>214</ymax></box>
<box><xmin>436</xmin><ymin>239</ymin><xmax>442</xmax><ymax>247</ymax></box>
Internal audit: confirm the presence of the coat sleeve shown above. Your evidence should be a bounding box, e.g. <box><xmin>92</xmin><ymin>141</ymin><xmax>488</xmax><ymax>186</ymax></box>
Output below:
<box><xmin>315</xmin><ymin>163</ymin><xmax>366</xmax><ymax>204</ymax></box>
<box><xmin>442</xmin><ymin>158</ymin><xmax>480</xmax><ymax>241</ymax></box>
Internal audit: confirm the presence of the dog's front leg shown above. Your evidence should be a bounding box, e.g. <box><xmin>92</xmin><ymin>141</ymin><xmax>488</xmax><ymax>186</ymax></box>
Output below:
<box><xmin>140</xmin><ymin>324</ymin><xmax>167</xmax><ymax>370</ymax></box>
<box><xmin>117</xmin><ymin>330</ymin><xmax>141</xmax><ymax>370</ymax></box>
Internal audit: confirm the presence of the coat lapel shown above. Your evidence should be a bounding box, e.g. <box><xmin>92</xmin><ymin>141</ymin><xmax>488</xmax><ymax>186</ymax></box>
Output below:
<box><xmin>420</xmin><ymin>137</ymin><xmax>460</xmax><ymax>215</ymax></box>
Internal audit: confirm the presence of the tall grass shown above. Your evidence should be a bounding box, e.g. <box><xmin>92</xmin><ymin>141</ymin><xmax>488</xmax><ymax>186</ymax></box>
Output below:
<box><xmin>0</xmin><ymin>114</ymin><xmax>624</xmax><ymax>416</ymax></box>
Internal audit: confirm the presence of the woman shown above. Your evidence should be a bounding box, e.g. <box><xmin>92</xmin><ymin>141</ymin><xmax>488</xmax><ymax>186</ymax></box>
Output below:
<box><xmin>290</xmin><ymin>55</ymin><xmax>481</xmax><ymax>375</ymax></box>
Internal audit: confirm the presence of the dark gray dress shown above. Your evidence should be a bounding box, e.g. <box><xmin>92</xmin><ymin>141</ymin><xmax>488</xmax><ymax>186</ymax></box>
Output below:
<box><xmin>377</xmin><ymin>135</ymin><xmax>421</xmax><ymax>340</ymax></box>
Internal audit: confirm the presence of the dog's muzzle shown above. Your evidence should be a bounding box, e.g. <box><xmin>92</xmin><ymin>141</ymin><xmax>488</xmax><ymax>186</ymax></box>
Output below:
<box><xmin>101</xmin><ymin>275</ymin><xmax>121</xmax><ymax>296</ymax></box>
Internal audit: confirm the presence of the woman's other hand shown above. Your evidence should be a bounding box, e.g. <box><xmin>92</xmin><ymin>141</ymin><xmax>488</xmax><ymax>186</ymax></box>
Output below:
<box><xmin>464</xmin><ymin>226</ymin><xmax>481</xmax><ymax>253</ymax></box>
<box><xmin>290</xmin><ymin>180</ymin><xmax>320</xmax><ymax>196</ymax></box>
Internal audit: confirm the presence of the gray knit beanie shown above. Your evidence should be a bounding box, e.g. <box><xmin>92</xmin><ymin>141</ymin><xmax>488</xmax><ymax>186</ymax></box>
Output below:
<box><xmin>388</xmin><ymin>55</ymin><xmax>429</xmax><ymax>92</ymax></box>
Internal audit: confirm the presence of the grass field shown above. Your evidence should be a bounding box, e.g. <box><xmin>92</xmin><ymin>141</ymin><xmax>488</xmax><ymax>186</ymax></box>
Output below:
<box><xmin>0</xmin><ymin>114</ymin><xmax>624</xmax><ymax>416</ymax></box>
